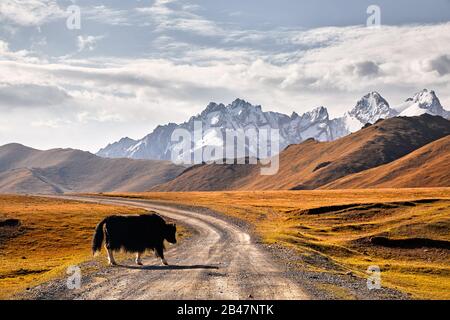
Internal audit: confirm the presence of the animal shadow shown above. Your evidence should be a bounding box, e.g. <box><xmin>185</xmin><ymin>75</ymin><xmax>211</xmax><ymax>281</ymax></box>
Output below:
<box><xmin>118</xmin><ymin>264</ymin><xmax>220</xmax><ymax>271</ymax></box>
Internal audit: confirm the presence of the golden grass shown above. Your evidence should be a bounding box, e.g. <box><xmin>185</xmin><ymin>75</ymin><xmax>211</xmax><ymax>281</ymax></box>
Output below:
<box><xmin>0</xmin><ymin>195</ymin><xmax>187</xmax><ymax>299</ymax></box>
<box><xmin>102</xmin><ymin>188</ymin><xmax>450</xmax><ymax>299</ymax></box>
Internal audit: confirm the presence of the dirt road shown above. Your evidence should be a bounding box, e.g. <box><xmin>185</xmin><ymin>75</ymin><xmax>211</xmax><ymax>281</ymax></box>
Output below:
<box><xmin>27</xmin><ymin>196</ymin><xmax>309</xmax><ymax>300</ymax></box>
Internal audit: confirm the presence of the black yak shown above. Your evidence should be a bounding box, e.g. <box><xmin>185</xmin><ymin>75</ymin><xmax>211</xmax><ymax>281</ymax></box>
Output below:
<box><xmin>92</xmin><ymin>213</ymin><xmax>177</xmax><ymax>266</ymax></box>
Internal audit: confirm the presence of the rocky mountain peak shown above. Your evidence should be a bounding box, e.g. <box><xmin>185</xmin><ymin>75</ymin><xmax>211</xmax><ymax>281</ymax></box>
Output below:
<box><xmin>348</xmin><ymin>91</ymin><xmax>397</xmax><ymax>125</ymax></box>
<box><xmin>229</xmin><ymin>98</ymin><xmax>252</xmax><ymax>109</ymax></box>
<box><xmin>411</xmin><ymin>89</ymin><xmax>440</xmax><ymax>108</ymax></box>
<box><xmin>305</xmin><ymin>106</ymin><xmax>329</xmax><ymax>122</ymax></box>
<box><xmin>397</xmin><ymin>89</ymin><xmax>449</xmax><ymax>118</ymax></box>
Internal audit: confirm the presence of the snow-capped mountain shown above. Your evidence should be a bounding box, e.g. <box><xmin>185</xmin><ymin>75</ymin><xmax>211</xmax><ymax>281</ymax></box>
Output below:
<box><xmin>395</xmin><ymin>89</ymin><xmax>450</xmax><ymax>118</ymax></box>
<box><xmin>97</xmin><ymin>91</ymin><xmax>449</xmax><ymax>161</ymax></box>
<box><xmin>342</xmin><ymin>92</ymin><xmax>398</xmax><ymax>132</ymax></box>
<box><xmin>98</xmin><ymin>137</ymin><xmax>137</xmax><ymax>159</ymax></box>
<box><xmin>97</xmin><ymin>99</ymin><xmax>347</xmax><ymax>161</ymax></box>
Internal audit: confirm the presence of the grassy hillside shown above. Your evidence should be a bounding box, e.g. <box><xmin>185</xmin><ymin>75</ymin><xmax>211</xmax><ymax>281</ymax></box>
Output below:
<box><xmin>106</xmin><ymin>188</ymin><xmax>450</xmax><ymax>299</ymax></box>
<box><xmin>323</xmin><ymin>135</ymin><xmax>450</xmax><ymax>189</ymax></box>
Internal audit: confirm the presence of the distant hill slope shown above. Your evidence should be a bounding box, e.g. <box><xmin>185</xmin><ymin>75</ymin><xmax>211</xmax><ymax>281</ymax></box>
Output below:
<box><xmin>0</xmin><ymin>168</ymin><xmax>64</xmax><ymax>194</ymax></box>
<box><xmin>322</xmin><ymin>135</ymin><xmax>450</xmax><ymax>189</ymax></box>
<box><xmin>150</xmin><ymin>160</ymin><xmax>259</xmax><ymax>192</ymax></box>
<box><xmin>0</xmin><ymin>144</ymin><xmax>185</xmax><ymax>194</ymax></box>
<box><xmin>152</xmin><ymin>114</ymin><xmax>450</xmax><ymax>191</ymax></box>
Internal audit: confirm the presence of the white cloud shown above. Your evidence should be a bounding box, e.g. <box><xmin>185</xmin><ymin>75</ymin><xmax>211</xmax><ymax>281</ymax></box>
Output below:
<box><xmin>0</xmin><ymin>83</ymin><xmax>71</xmax><ymax>108</ymax></box>
<box><xmin>0</xmin><ymin>40</ymin><xmax>9</xmax><ymax>52</ymax></box>
<box><xmin>136</xmin><ymin>0</ymin><xmax>225</xmax><ymax>36</ymax></box>
<box><xmin>77</xmin><ymin>35</ymin><xmax>104</xmax><ymax>52</ymax></box>
<box><xmin>0</xmin><ymin>39</ymin><xmax>39</xmax><ymax>63</ymax></box>
<box><xmin>83</xmin><ymin>5</ymin><xmax>132</xmax><ymax>26</ymax></box>
<box><xmin>426</xmin><ymin>54</ymin><xmax>450</xmax><ymax>76</ymax></box>
<box><xmin>0</xmin><ymin>0</ymin><xmax>65</xmax><ymax>27</ymax></box>
<box><xmin>1</xmin><ymin>20</ymin><xmax>450</xmax><ymax>151</ymax></box>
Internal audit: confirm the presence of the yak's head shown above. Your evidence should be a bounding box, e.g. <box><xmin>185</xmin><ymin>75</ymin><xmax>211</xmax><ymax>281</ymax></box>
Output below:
<box><xmin>165</xmin><ymin>223</ymin><xmax>177</xmax><ymax>244</ymax></box>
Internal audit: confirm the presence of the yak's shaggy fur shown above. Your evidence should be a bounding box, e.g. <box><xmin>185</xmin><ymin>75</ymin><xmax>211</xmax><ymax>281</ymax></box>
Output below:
<box><xmin>92</xmin><ymin>213</ymin><xmax>177</xmax><ymax>266</ymax></box>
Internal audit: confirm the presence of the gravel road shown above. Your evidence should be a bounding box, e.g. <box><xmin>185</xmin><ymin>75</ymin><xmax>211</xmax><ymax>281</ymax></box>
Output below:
<box><xmin>24</xmin><ymin>196</ymin><xmax>309</xmax><ymax>300</ymax></box>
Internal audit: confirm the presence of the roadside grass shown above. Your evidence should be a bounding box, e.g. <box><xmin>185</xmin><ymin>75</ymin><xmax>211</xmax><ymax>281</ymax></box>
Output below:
<box><xmin>101</xmin><ymin>188</ymin><xmax>450</xmax><ymax>299</ymax></box>
<box><xmin>0</xmin><ymin>195</ymin><xmax>188</xmax><ymax>299</ymax></box>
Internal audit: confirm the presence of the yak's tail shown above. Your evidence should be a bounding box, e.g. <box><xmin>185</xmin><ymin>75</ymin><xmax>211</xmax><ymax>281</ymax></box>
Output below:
<box><xmin>92</xmin><ymin>218</ymin><xmax>107</xmax><ymax>255</ymax></box>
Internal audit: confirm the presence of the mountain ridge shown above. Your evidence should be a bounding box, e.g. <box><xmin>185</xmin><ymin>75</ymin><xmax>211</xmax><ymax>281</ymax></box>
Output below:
<box><xmin>151</xmin><ymin>114</ymin><xmax>450</xmax><ymax>192</ymax></box>
<box><xmin>98</xmin><ymin>89</ymin><xmax>450</xmax><ymax>161</ymax></box>
<box><xmin>0</xmin><ymin>143</ymin><xmax>185</xmax><ymax>194</ymax></box>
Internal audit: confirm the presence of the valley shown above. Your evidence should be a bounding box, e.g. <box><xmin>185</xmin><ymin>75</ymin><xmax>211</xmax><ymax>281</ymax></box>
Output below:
<box><xmin>1</xmin><ymin>189</ymin><xmax>449</xmax><ymax>300</ymax></box>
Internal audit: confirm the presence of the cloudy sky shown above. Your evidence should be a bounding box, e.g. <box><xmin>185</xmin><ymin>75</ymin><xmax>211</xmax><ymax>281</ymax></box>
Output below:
<box><xmin>1</xmin><ymin>0</ymin><xmax>450</xmax><ymax>152</ymax></box>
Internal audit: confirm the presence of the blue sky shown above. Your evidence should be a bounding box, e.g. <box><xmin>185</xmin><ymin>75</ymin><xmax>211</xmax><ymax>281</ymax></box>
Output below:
<box><xmin>1</xmin><ymin>0</ymin><xmax>450</xmax><ymax>151</ymax></box>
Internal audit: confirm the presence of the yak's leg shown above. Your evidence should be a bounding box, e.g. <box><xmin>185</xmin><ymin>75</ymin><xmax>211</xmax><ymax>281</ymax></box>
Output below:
<box><xmin>135</xmin><ymin>252</ymin><xmax>143</xmax><ymax>265</ymax></box>
<box><xmin>105</xmin><ymin>244</ymin><xmax>117</xmax><ymax>266</ymax></box>
<box><xmin>155</xmin><ymin>246</ymin><xmax>168</xmax><ymax>266</ymax></box>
